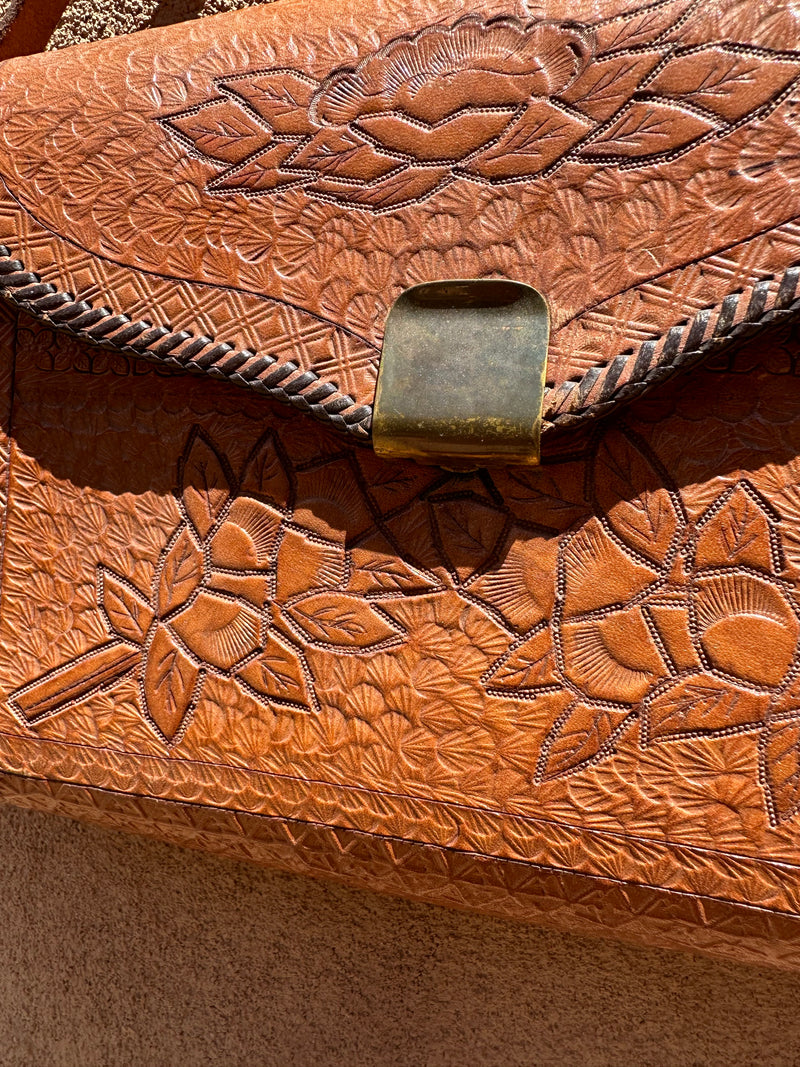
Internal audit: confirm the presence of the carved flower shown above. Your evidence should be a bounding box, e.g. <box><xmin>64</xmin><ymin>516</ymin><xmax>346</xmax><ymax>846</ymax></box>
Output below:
<box><xmin>484</xmin><ymin>425</ymin><xmax>800</xmax><ymax>825</ymax></box>
<box><xmin>9</xmin><ymin>427</ymin><xmax>437</xmax><ymax>747</ymax></box>
<box><xmin>162</xmin><ymin>5</ymin><xmax>800</xmax><ymax>212</ymax></box>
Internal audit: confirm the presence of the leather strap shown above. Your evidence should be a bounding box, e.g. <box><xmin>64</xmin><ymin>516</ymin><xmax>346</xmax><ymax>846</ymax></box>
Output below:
<box><xmin>0</xmin><ymin>0</ymin><xmax>70</xmax><ymax>60</ymax></box>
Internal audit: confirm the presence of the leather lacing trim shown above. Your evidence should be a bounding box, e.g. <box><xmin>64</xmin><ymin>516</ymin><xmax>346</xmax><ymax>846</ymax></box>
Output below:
<box><xmin>0</xmin><ymin>245</ymin><xmax>373</xmax><ymax>440</ymax></box>
<box><xmin>541</xmin><ymin>266</ymin><xmax>800</xmax><ymax>435</ymax></box>
<box><xmin>1</xmin><ymin>244</ymin><xmax>800</xmax><ymax>447</ymax></box>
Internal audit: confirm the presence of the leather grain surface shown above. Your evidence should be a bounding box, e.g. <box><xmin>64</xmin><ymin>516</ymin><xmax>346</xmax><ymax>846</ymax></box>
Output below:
<box><xmin>4</xmin><ymin>0</ymin><xmax>800</xmax><ymax>970</ymax></box>
<box><xmin>4</xmin><ymin>291</ymin><xmax>800</xmax><ymax>964</ymax></box>
<box><xmin>2</xmin><ymin>0</ymin><xmax>800</xmax><ymax>437</ymax></box>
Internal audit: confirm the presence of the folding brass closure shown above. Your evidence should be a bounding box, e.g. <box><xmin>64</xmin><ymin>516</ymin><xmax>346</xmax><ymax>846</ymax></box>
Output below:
<box><xmin>373</xmin><ymin>280</ymin><xmax>549</xmax><ymax>469</ymax></box>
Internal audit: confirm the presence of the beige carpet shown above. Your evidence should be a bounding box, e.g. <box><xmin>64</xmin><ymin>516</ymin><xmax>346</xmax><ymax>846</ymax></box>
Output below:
<box><xmin>3</xmin><ymin>802</ymin><xmax>800</xmax><ymax>1067</ymax></box>
<box><xmin>2</xmin><ymin>2</ymin><xmax>800</xmax><ymax>1063</ymax></box>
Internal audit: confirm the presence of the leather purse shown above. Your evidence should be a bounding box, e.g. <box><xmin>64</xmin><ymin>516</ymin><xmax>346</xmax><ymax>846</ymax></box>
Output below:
<box><xmin>3</xmin><ymin>0</ymin><xmax>800</xmax><ymax>968</ymax></box>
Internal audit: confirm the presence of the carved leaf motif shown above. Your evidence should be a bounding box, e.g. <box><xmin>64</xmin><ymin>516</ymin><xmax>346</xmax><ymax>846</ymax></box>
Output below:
<box><xmin>695</xmin><ymin>485</ymin><xmax>775</xmax><ymax>571</ymax></box>
<box><xmin>485</xmin><ymin>626</ymin><xmax>559</xmax><ymax>691</ymax></box>
<box><xmin>431</xmin><ymin>498</ymin><xmax>507</xmax><ymax>583</ymax></box>
<box><xmin>286</xmin><ymin>593</ymin><xmax>399</xmax><ymax>649</ymax></box>
<box><xmin>210</xmin><ymin>142</ymin><xmax>306</xmax><ymax>194</ymax></box>
<box><xmin>288</xmin><ymin>127</ymin><xmax>398</xmax><ymax>182</ymax></box>
<box><xmin>594</xmin><ymin>0</ymin><xmax>697</xmax><ymax>52</ymax></box>
<box><xmin>239</xmin><ymin>433</ymin><xmax>292</xmax><ymax>511</ymax></box>
<box><xmin>498</xmin><ymin>464</ymin><xmax>587</xmax><ymax>531</ymax></box>
<box><xmin>348</xmin><ymin>536</ymin><xmax>438</xmax><ymax>595</ymax></box>
<box><xmin>538</xmin><ymin>701</ymin><xmax>634</xmax><ymax>781</ymax></box>
<box><xmin>580</xmin><ymin>100</ymin><xmax>715</xmax><ymax>159</ymax></box>
<box><xmin>465</xmin><ymin>102</ymin><xmax>591</xmax><ymax>180</ymax></box>
<box><xmin>642</xmin><ymin>673</ymin><xmax>770</xmax><ymax>743</ymax></box>
<box><xmin>158</xmin><ymin>527</ymin><xmax>204</xmax><ymax>616</ymax></box>
<box><xmin>349</xmin><ymin>555</ymin><xmax>433</xmax><ymax>594</ymax></box>
<box><xmin>563</xmin><ymin>51</ymin><xmax>663</xmax><ymax>122</ymax></box>
<box><xmin>761</xmin><ymin>718</ymin><xmax>800</xmax><ymax>823</ymax></box>
<box><xmin>142</xmin><ymin>624</ymin><xmax>200</xmax><ymax>742</ymax></box>
<box><xmin>219</xmin><ymin>71</ymin><xmax>318</xmax><ymax>136</ymax></box>
<box><xmin>312</xmin><ymin>165</ymin><xmax>451</xmax><ymax>211</ymax></box>
<box><xmin>646</xmin><ymin>49</ymin><xmax>800</xmax><ymax>123</ymax></box>
<box><xmin>237</xmin><ymin>632</ymin><xmax>310</xmax><ymax>706</ymax></box>
<box><xmin>179</xmin><ymin>431</ymin><xmax>233</xmax><ymax>540</ymax></box>
<box><xmin>164</xmin><ymin>99</ymin><xmax>272</xmax><ymax>164</ymax></box>
<box><xmin>100</xmin><ymin>568</ymin><xmax>153</xmax><ymax>644</ymax></box>
<box><xmin>593</xmin><ymin>428</ymin><xmax>680</xmax><ymax>563</ymax></box>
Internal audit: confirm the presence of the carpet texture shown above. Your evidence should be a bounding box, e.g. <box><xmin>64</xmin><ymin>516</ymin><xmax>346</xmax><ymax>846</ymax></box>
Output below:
<box><xmin>3</xmin><ymin>803</ymin><xmax>800</xmax><ymax>1067</ymax></box>
<box><xmin>2</xmin><ymin>2</ymin><xmax>800</xmax><ymax>1064</ymax></box>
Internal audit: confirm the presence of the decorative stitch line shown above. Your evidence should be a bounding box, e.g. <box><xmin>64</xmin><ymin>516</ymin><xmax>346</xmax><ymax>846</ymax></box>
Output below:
<box><xmin>0</xmin><ymin>245</ymin><xmax>372</xmax><ymax>440</ymax></box>
<box><xmin>1</xmin><ymin>245</ymin><xmax>800</xmax><ymax>450</ymax></box>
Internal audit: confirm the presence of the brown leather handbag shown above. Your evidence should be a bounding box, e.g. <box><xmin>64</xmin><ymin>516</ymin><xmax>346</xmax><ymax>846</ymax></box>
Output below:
<box><xmin>3</xmin><ymin>0</ymin><xmax>800</xmax><ymax>968</ymax></box>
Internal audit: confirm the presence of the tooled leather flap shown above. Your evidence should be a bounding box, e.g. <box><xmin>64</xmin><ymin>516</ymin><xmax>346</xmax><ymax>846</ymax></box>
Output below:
<box><xmin>1</xmin><ymin>0</ymin><xmax>800</xmax><ymax>447</ymax></box>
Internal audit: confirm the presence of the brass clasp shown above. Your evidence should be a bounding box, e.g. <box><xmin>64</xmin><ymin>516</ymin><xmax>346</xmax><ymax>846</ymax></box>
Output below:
<box><xmin>372</xmin><ymin>280</ymin><xmax>549</xmax><ymax>469</ymax></box>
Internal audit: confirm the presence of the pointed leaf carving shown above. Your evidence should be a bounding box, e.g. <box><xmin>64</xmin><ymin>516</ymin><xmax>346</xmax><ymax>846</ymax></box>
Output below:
<box><xmin>209</xmin><ymin>142</ymin><xmax>306</xmax><ymax>194</ymax></box>
<box><xmin>761</xmin><ymin>718</ymin><xmax>800</xmax><ymax>824</ymax></box>
<box><xmin>310</xmin><ymin>165</ymin><xmax>450</xmax><ymax>211</ymax></box>
<box><xmin>431</xmin><ymin>498</ymin><xmax>507</xmax><ymax>583</ymax></box>
<box><xmin>538</xmin><ymin>701</ymin><xmax>634</xmax><ymax>781</ymax></box>
<box><xmin>158</xmin><ymin>527</ymin><xmax>204</xmax><ymax>616</ymax></box>
<box><xmin>497</xmin><ymin>463</ymin><xmax>587</xmax><ymax>531</ymax></box>
<box><xmin>163</xmin><ymin>98</ymin><xmax>272</xmax><ymax>164</ymax></box>
<box><xmin>485</xmin><ymin>625</ymin><xmax>559</xmax><ymax>692</ymax></box>
<box><xmin>579</xmin><ymin>100</ymin><xmax>716</xmax><ymax>159</ymax></box>
<box><xmin>642</xmin><ymin>672</ymin><xmax>770</xmax><ymax>743</ymax></box>
<box><xmin>348</xmin><ymin>535</ymin><xmax>438</xmax><ymax>595</ymax></box>
<box><xmin>143</xmin><ymin>624</ymin><xmax>201</xmax><ymax>742</ymax></box>
<box><xmin>286</xmin><ymin>593</ymin><xmax>400</xmax><ymax>649</ymax></box>
<box><xmin>237</xmin><ymin>632</ymin><xmax>310</xmax><ymax>706</ymax></box>
<box><xmin>179</xmin><ymin>431</ymin><xmax>233</xmax><ymax>540</ymax></box>
<box><xmin>594</xmin><ymin>0</ymin><xmax>697</xmax><ymax>52</ymax></box>
<box><xmin>239</xmin><ymin>432</ymin><xmax>292</xmax><ymax>511</ymax></box>
<box><xmin>695</xmin><ymin>484</ymin><xmax>775</xmax><ymax>572</ymax></box>
<box><xmin>593</xmin><ymin>428</ymin><xmax>680</xmax><ymax>563</ymax></box>
<box><xmin>288</xmin><ymin>127</ymin><xmax>398</xmax><ymax>182</ymax></box>
<box><xmin>219</xmin><ymin>70</ymin><xmax>318</xmax><ymax>136</ymax></box>
<box><xmin>100</xmin><ymin>568</ymin><xmax>153</xmax><ymax>644</ymax></box>
<box><xmin>465</xmin><ymin>101</ymin><xmax>591</xmax><ymax>180</ymax></box>
<box><xmin>563</xmin><ymin>51</ymin><xmax>663</xmax><ymax>122</ymax></box>
<box><xmin>646</xmin><ymin>48</ymin><xmax>800</xmax><ymax>123</ymax></box>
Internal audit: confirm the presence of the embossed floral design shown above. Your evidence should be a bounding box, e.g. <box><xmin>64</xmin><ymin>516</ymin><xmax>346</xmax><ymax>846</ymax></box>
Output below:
<box><xmin>9</xmin><ymin>427</ymin><xmax>430</xmax><ymax>746</ymax></box>
<box><xmin>162</xmin><ymin>3</ymin><xmax>800</xmax><ymax>211</ymax></box>
<box><xmin>483</xmin><ymin>424</ymin><xmax>800</xmax><ymax>824</ymax></box>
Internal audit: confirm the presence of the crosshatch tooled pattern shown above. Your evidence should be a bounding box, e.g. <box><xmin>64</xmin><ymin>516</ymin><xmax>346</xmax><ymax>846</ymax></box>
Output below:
<box><xmin>4</xmin><ymin>0</ymin><xmax>800</xmax><ymax>411</ymax></box>
<box><xmin>7</xmin><ymin>318</ymin><xmax>800</xmax><ymax>845</ymax></box>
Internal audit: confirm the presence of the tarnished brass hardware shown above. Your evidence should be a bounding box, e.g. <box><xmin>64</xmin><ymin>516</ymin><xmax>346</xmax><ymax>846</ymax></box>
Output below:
<box><xmin>372</xmin><ymin>280</ymin><xmax>549</xmax><ymax>469</ymax></box>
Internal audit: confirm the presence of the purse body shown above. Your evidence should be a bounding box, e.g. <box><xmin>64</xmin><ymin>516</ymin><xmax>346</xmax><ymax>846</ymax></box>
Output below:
<box><xmin>3</xmin><ymin>0</ymin><xmax>800</xmax><ymax>968</ymax></box>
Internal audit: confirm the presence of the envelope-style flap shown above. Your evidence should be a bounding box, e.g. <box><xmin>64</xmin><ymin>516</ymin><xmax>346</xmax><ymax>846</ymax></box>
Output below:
<box><xmin>1</xmin><ymin>0</ymin><xmax>800</xmax><ymax>448</ymax></box>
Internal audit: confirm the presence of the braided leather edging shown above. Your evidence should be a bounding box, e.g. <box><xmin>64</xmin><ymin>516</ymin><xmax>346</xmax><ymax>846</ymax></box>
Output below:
<box><xmin>1</xmin><ymin>243</ymin><xmax>799</xmax><ymax>448</ymax></box>
<box><xmin>541</xmin><ymin>267</ymin><xmax>800</xmax><ymax>435</ymax></box>
<box><xmin>0</xmin><ymin>246</ymin><xmax>373</xmax><ymax>440</ymax></box>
